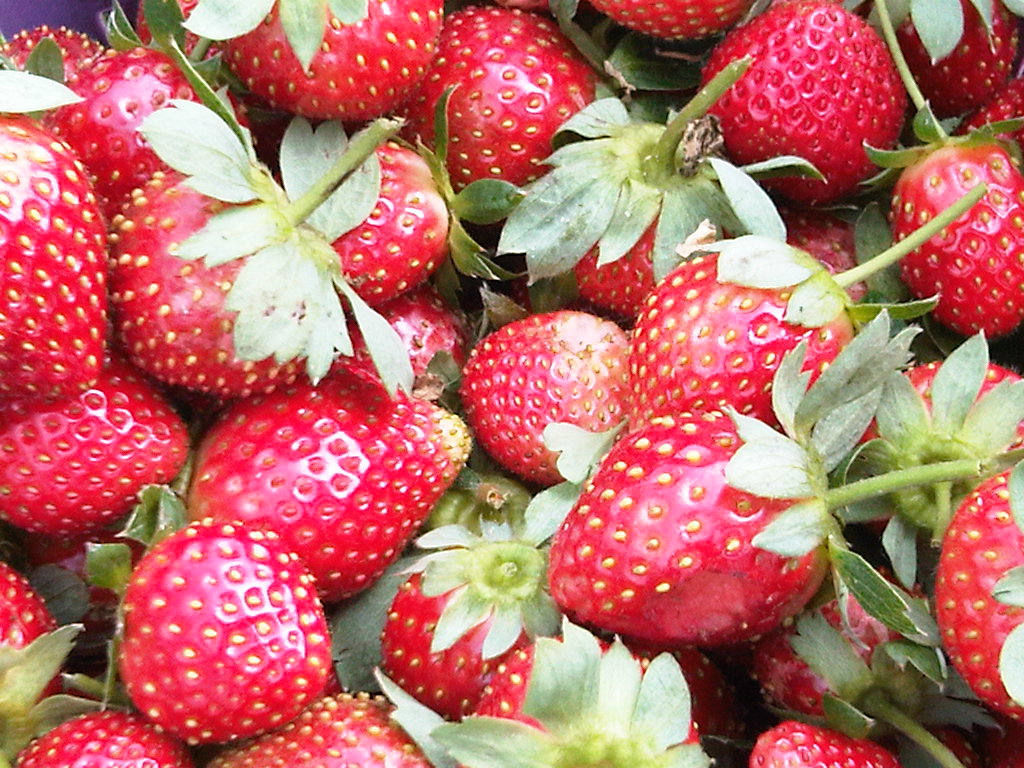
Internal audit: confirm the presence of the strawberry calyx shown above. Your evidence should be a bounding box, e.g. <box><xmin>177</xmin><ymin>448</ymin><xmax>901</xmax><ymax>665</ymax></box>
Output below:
<box><xmin>426</xmin><ymin>471</ymin><xmax>533</xmax><ymax>534</ymax></box>
<box><xmin>431</xmin><ymin>621</ymin><xmax>711</xmax><ymax>768</ymax></box>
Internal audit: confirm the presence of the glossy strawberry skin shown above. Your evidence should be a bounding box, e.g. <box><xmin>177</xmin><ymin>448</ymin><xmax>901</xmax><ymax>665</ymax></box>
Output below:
<box><xmin>401</xmin><ymin>5</ymin><xmax>598</xmax><ymax>190</ymax></box>
<box><xmin>0</xmin><ymin>357</ymin><xmax>189</xmax><ymax>537</ymax></box>
<box><xmin>118</xmin><ymin>520</ymin><xmax>334</xmax><ymax>745</ymax></box>
<box><xmin>223</xmin><ymin>0</ymin><xmax>443</xmax><ymax>122</ymax></box>
<box><xmin>108</xmin><ymin>172</ymin><xmax>305</xmax><ymax>399</ymax></box>
<box><xmin>935</xmin><ymin>470</ymin><xmax>1024</xmax><ymax>720</ymax></box>
<box><xmin>960</xmin><ymin>76</ymin><xmax>1024</xmax><ymax>145</ymax></box>
<box><xmin>44</xmin><ymin>47</ymin><xmax>200</xmax><ymax>219</ymax></box>
<box><xmin>587</xmin><ymin>0</ymin><xmax>754</xmax><ymax>40</ymax></box>
<box><xmin>460</xmin><ymin>310</ymin><xmax>631</xmax><ymax>487</ymax></box>
<box><xmin>547</xmin><ymin>412</ymin><xmax>828</xmax><ymax>648</ymax></box>
<box><xmin>573</xmin><ymin>224</ymin><xmax>657</xmax><ymax>321</ymax></box>
<box><xmin>16</xmin><ymin>710</ymin><xmax>194</xmax><ymax>768</ymax></box>
<box><xmin>0</xmin><ymin>116</ymin><xmax>107</xmax><ymax>401</ymax></box>
<box><xmin>334</xmin><ymin>142</ymin><xmax>450</xmax><ymax>306</ymax></box>
<box><xmin>702</xmin><ymin>0</ymin><xmax>906</xmax><ymax>205</ymax></box>
<box><xmin>0</xmin><ymin>25</ymin><xmax>104</xmax><ymax>80</ymax></box>
<box><xmin>0</xmin><ymin>559</ymin><xmax>56</xmax><ymax>649</ymax></box>
<box><xmin>186</xmin><ymin>370</ymin><xmax>470</xmax><ymax>602</ymax></box>
<box><xmin>892</xmin><ymin>142</ymin><xmax>1024</xmax><ymax>338</ymax></box>
<box><xmin>750</xmin><ymin>720</ymin><xmax>902</xmax><ymax>768</ymax></box>
<box><xmin>782</xmin><ymin>208</ymin><xmax>866</xmax><ymax>301</ymax></box>
<box><xmin>204</xmin><ymin>692</ymin><xmax>433</xmax><ymax>768</ymax></box>
<box><xmin>897</xmin><ymin>0</ymin><xmax>1018</xmax><ymax>119</ymax></box>
<box><xmin>626</xmin><ymin>252</ymin><xmax>854</xmax><ymax>430</ymax></box>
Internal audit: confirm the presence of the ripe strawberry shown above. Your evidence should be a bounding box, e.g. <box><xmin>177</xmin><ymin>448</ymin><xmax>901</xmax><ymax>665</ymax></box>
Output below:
<box><xmin>702</xmin><ymin>0</ymin><xmax>906</xmax><ymax>205</ymax></box>
<box><xmin>108</xmin><ymin>171</ymin><xmax>306</xmax><ymax>399</ymax></box>
<box><xmin>460</xmin><ymin>309</ymin><xmax>631</xmax><ymax>487</ymax></box>
<box><xmin>897</xmin><ymin>0</ymin><xmax>1018</xmax><ymax>118</ymax></box>
<box><xmin>0</xmin><ymin>115</ymin><xmax>107</xmax><ymax>402</ymax></box>
<box><xmin>0</xmin><ymin>25</ymin><xmax>104</xmax><ymax>79</ymax></box>
<box><xmin>547</xmin><ymin>411</ymin><xmax>828</xmax><ymax>648</ymax></box>
<box><xmin>934</xmin><ymin>469</ymin><xmax>1024</xmax><ymax>720</ymax></box>
<box><xmin>222</xmin><ymin>0</ymin><xmax>443</xmax><ymax>122</ymax></box>
<box><xmin>891</xmin><ymin>140</ymin><xmax>1024</xmax><ymax>337</ymax></box>
<box><xmin>0</xmin><ymin>559</ymin><xmax>56</xmax><ymax>650</ymax></box>
<box><xmin>960</xmin><ymin>76</ymin><xmax>1024</xmax><ymax>144</ymax></box>
<box><xmin>587</xmin><ymin>0</ymin><xmax>754</xmax><ymax>40</ymax></box>
<box><xmin>44</xmin><ymin>46</ymin><xmax>202</xmax><ymax>219</ymax></box>
<box><xmin>118</xmin><ymin>519</ymin><xmax>334</xmax><ymax>744</ymax></box>
<box><xmin>136</xmin><ymin>0</ymin><xmax>211</xmax><ymax>57</ymax></box>
<box><xmin>204</xmin><ymin>692</ymin><xmax>432</xmax><ymax>768</ymax></box>
<box><xmin>16</xmin><ymin>710</ymin><xmax>194</xmax><ymax>768</ymax></box>
<box><xmin>333</xmin><ymin>142</ymin><xmax>449</xmax><ymax>306</ymax></box>
<box><xmin>749</xmin><ymin>720</ymin><xmax>901</xmax><ymax>768</ymax></box>
<box><xmin>401</xmin><ymin>5</ymin><xmax>598</xmax><ymax>190</ymax></box>
<box><xmin>782</xmin><ymin>208</ymin><xmax>867</xmax><ymax>301</ymax></box>
<box><xmin>572</xmin><ymin>224</ymin><xmax>657</xmax><ymax>321</ymax></box>
<box><xmin>186</xmin><ymin>368</ymin><xmax>470</xmax><ymax>602</ymax></box>
<box><xmin>0</xmin><ymin>356</ymin><xmax>189</xmax><ymax>537</ymax></box>
<box><xmin>626</xmin><ymin>249</ymin><xmax>854</xmax><ymax>429</ymax></box>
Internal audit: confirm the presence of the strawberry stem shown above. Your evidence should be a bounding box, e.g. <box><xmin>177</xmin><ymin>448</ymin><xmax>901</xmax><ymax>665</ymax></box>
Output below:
<box><xmin>859</xmin><ymin>690</ymin><xmax>966</xmax><ymax>768</ymax></box>
<box><xmin>832</xmin><ymin>184</ymin><xmax>986</xmax><ymax>289</ymax></box>
<box><xmin>645</xmin><ymin>56</ymin><xmax>751</xmax><ymax>180</ymax></box>
<box><xmin>282</xmin><ymin>117</ymin><xmax>404</xmax><ymax>228</ymax></box>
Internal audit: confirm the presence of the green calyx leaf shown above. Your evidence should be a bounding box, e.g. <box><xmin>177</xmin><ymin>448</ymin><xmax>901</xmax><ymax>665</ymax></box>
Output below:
<box><xmin>789</xmin><ymin>611</ymin><xmax>874</xmax><ymax>702</ymax></box>
<box><xmin>22</xmin><ymin>39</ymin><xmax>65</xmax><ymax>84</ymax></box>
<box><xmin>377</xmin><ymin>671</ymin><xmax>459</xmax><ymax>768</ymax></box>
<box><xmin>783</xmin><ymin>269</ymin><xmax>850</xmax><ymax>328</ymax></box>
<box><xmin>0</xmin><ymin>625</ymin><xmax>81</xmax><ymax>723</ymax></box>
<box><xmin>452</xmin><ymin>179</ymin><xmax>525</xmax><ymax>226</ymax></box>
<box><xmin>543</xmin><ymin>421</ymin><xmax>626</xmax><ymax>485</ymax></box>
<box><xmin>522</xmin><ymin>481</ymin><xmax>583</xmax><ymax>547</ymax></box>
<box><xmin>279</xmin><ymin>0</ymin><xmax>329</xmax><ymax>71</ymax></box>
<box><xmin>706</xmin><ymin>157</ymin><xmax>786</xmax><ymax>241</ymax></box>
<box><xmin>141</xmin><ymin>0</ymin><xmax>188</xmax><ymax>50</ymax></box>
<box><xmin>105</xmin><ymin>1</ymin><xmax>145</xmax><ymax>49</ymax></box>
<box><xmin>83</xmin><ymin>542</ymin><xmax>135</xmax><ymax>595</ymax></box>
<box><xmin>999</xmin><ymin>623</ymin><xmax>1024</xmax><ymax>707</ymax></box>
<box><xmin>0</xmin><ymin>71</ymin><xmax>82</xmax><ymax>112</ymax></box>
<box><xmin>119</xmin><ymin>485</ymin><xmax>188</xmax><ymax>548</ymax></box>
<box><xmin>724</xmin><ymin>411</ymin><xmax>817</xmax><ymax>500</ymax></box>
<box><xmin>751</xmin><ymin>499</ymin><xmax>836</xmax><ymax>556</ymax></box>
<box><xmin>336</xmin><ymin>279</ymin><xmax>415</xmax><ymax>394</ymax></box>
<box><xmin>909</xmin><ymin>0</ymin><xmax>966</xmax><ymax>62</ymax></box>
<box><xmin>713</xmin><ymin>235</ymin><xmax>819</xmax><ymax>289</ymax></box>
<box><xmin>184</xmin><ymin>0</ymin><xmax>277</xmax><ymax>41</ymax></box>
<box><xmin>993</xmin><ymin>564</ymin><xmax>1024</xmax><ymax>608</ymax></box>
<box><xmin>433</xmin><ymin>716</ymin><xmax>557</xmax><ymax>768</ymax></box>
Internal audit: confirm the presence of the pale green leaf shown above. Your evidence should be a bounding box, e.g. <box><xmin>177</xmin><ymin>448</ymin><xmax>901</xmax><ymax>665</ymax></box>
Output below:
<box><xmin>596</xmin><ymin>639</ymin><xmax>643</xmax><ymax>726</ymax></box>
<box><xmin>543</xmin><ymin>421</ymin><xmax>624</xmax><ymax>485</ymax></box>
<box><xmin>522</xmin><ymin>481</ymin><xmax>581</xmax><ymax>546</ymax></box>
<box><xmin>725</xmin><ymin>439</ymin><xmax>814</xmax><ymax>499</ymax></box>
<box><xmin>432</xmin><ymin>589</ymin><xmax>493</xmax><ymax>653</ymax></box>
<box><xmin>420</xmin><ymin>553</ymin><xmax>472</xmax><ymax>598</ymax></box>
<box><xmin>652</xmin><ymin>180</ymin><xmax>734</xmax><ymax>281</ymax></box>
<box><xmin>632</xmin><ymin>652</ymin><xmax>693</xmax><ymax>750</ymax></box>
<box><xmin>875</xmin><ymin>372</ymin><xmax>930</xmax><ymax>445</ymax></box>
<box><xmin>707</xmin><ymin>157</ymin><xmax>785</xmax><ymax>241</ymax></box>
<box><xmin>881</xmin><ymin>515</ymin><xmax>919</xmax><ymax>590</ymax></box>
<box><xmin>751</xmin><ymin>499</ymin><xmax>833</xmax><ymax>556</ymax></box>
<box><xmin>433</xmin><ymin>717</ymin><xmax>556</xmax><ymax>768</ymax></box>
<box><xmin>280</xmin><ymin>0</ymin><xmax>329</xmax><ymax>72</ymax></box>
<box><xmin>881</xmin><ymin>640</ymin><xmax>946</xmax><ymax>684</ymax></box>
<box><xmin>810</xmin><ymin>387</ymin><xmax>883</xmax><ymax>473</ymax></box>
<box><xmin>960</xmin><ymin>379</ymin><xmax>1024</xmax><ymax>456</ymax></box>
<box><xmin>174</xmin><ymin>203</ymin><xmax>285</xmax><ymax>266</ymax></box>
<box><xmin>770</xmin><ymin>343</ymin><xmax>811</xmax><ymax>440</ymax></box>
<box><xmin>0</xmin><ymin>71</ymin><xmax>83</xmax><ymax>112</ymax></box>
<box><xmin>789</xmin><ymin>611</ymin><xmax>873</xmax><ymax>699</ymax></box>
<box><xmin>822</xmin><ymin>695</ymin><xmax>874</xmax><ymax>739</ymax></box>
<box><xmin>416</xmin><ymin>524</ymin><xmax>480</xmax><ymax>551</ymax></box>
<box><xmin>328</xmin><ymin>0</ymin><xmax>369</xmax><ymax>24</ymax></box>
<box><xmin>482</xmin><ymin>603</ymin><xmax>527</xmax><ymax>659</ymax></box>
<box><xmin>930</xmin><ymin>333</ymin><xmax>988</xmax><ymax>435</ymax></box>
<box><xmin>376</xmin><ymin>671</ymin><xmax>458</xmax><ymax>768</ymax></box>
<box><xmin>714</xmin><ymin>235</ymin><xmax>815</xmax><ymax>288</ymax></box>
<box><xmin>783</xmin><ymin>270</ymin><xmax>848</xmax><ymax>328</ymax></box>
<box><xmin>1000</xmin><ymin>623</ymin><xmax>1024</xmax><ymax>706</ymax></box>
<box><xmin>993</xmin><ymin>565</ymin><xmax>1024</xmax><ymax>608</ymax></box>
<box><xmin>556</xmin><ymin>97</ymin><xmax>632</xmax><ymax>139</ymax></box>
<box><xmin>595</xmin><ymin>179</ymin><xmax>661</xmax><ymax>267</ymax></box>
<box><xmin>0</xmin><ymin>625</ymin><xmax>81</xmax><ymax>714</ymax></box>
<box><xmin>1011</xmin><ymin>461</ymin><xmax>1024</xmax><ymax>536</ymax></box>
<box><xmin>337</xmin><ymin>279</ymin><xmax>415</xmax><ymax>394</ymax></box>
<box><xmin>910</xmin><ymin>0</ymin><xmax>965</xmax><ymax>61</ymax></box>
<box><xmin>523</xmin><ymin>621</ymin><xmax>601</xmax><ymax>730</ymax></box>
<box><xmin>184</xmin><ymin>0</ymin><xmax>276</xmax><ymax>41</ymax></box>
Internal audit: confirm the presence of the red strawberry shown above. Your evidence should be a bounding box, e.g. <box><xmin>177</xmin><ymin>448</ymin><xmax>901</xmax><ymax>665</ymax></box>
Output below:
<box><xmin>203</xmin><ymin>692</ymin><xmax>432</xmax><ymax>768</ymax></box>
<box><xmin>108</xmin><ymin>171</ymin><xmax>306</xmax><ymax>399</ymax></box>
<box><xmin>401</xmin><ymin>5</ymin><xmax>598</xmax><ymax>190</ymax></box>
<box><xmin>782</xmin><ymin>208</ymin><xmax>867</xmax><ymax>301</ymax></box>
<box><xmin>0</xmin><ymin>25</ymin><xmax>104</xmax><ymax>79</ymax></box>
<box><xmin>136</xmin><ymin>0</ymin><xmax>212</xmax><ymax>58</ymax></box>
<box><xmin>44</xmin><ymin>46</ymin><xmax>203</xmax><ymax>219</ymax></box>
<box><xmin>891</xmin><ymin>140</ymin><xmax>1024</xmax><ymax>337</ymax></box>
<box><xmin>587</xmin><ymin>0</ymin><xmax>755</xmax><ymax>40</ymax></box>
<box><xmin>223</xmin><ymin>0</ymin><xmax>443</xmax><ymax>122</ymax></box>
<box><xmin>333</xmin><ymin>141</ymin><xmax>450</xmax><ymax>306</ymax></box>
<box><xmin>547</xmin><ymin>411</ymin><xmax>828</xmax><ymax>648</ymax></box>
<box><xmin>702</xmin><ymin>0</ymin><xmax>906</xmax><ymax>205</ymax></box>
<box><xmin>460</xmin><ymin>309</ymin><xmax>631</xmax><ymax>487</ymax></box>
<box><xmin>626</xmin><ymin>249</ymin><xmax>854</xmax><ymax>429</ymax></box>
<box><xmin>0</xmin><ymin>115</ymin><xmax>108</xmax><ymax>402</ymax></box>
<box><xmin>186</xmin><ymin>369</ymin><xmax>470</xmax><ymax>602</ymax></box>
<box><xmin>16</xmin><ymin>710</ymin><xmax>194</xmax><ymax>768</ymax></box>
<box><xmin>749</xmin><ymin>720</ymin><xmax>902</xmax><ymax>768</ymax></box>
<box><xmin>960</xmin><ymin>76</ymin><xmax>1024</xmax><ymax>144</ymax></box>
<box><xmin>897</xmin><ymin>0</ymin><xmax>1018</xmax><ymax>118</ymax></box>
<box><xmin>0</xmin><ymin>559</ymin><xmax>56</xmax><ymax>650</ymax></box>
<box><xmin>0</xmin><ymin>356</ymin><xmax>189</xmax><ymax>537</ymax></box>
<box><xmin>934</xmin><ymin>469</ymin><xmax>1024</xmax><ymax>720</ymax></box>
<box><xmin>573</xmin><ymin>224</ymin><xmax>658</xmax><ymax>321</ymax></box>
<box><xmin>118</xmin><ymin>519</ymin><xmax>334</xmax><ymax>744</ymax></box>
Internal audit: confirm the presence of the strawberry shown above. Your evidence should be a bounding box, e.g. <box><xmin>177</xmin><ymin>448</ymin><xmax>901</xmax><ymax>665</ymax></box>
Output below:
<box><xmin>221</xmin><ymin>0</ymin><xmax>443</xmax><ymax>122</ymax></box>
<box><xmin>572</xmin><ymin>224</ymin><xmax>658</xmax><ymax>321</ymax></box>
<box><xmin>702</xmin><ymin>0</ymin><xmax>906</xmax><ymax>205</ymax></box>
<box><xmin>587</xmin><ymin>0</ymin><xmax>755</xmax><ymax>40</ymax></box>
<box><xmin>749</xmin><ymin>720</ymin><xmax>902</xmax><ymax>768</ymax></box>
<box><xmin>333</xmin><ymin>141</ymin><xmax>450</xmax><ymax>306</ymax></box>
<box><xmin>0</xmin><ymin>115</ymin><xmax>107</xmax><ymax>401</ymax></box>
<box><xmin>0</xmin><ymin>559</ymin><xmax>56</xmax><ymax>651</ymax></box>
<box><xmin>186</xmin><ymin>368</ymin><xmax>471</xmax><ymax>602</ymax></box>
<box><xmin>118</xmin><ymin>519</ymin><xmax>334</xmax><ymax>744</ymax></box>
<box><xmin>460</xmin><ymin>309</ymin><xmax>631</xmax><ymax>487</ymax></box>
<box><xmin>896</xmin><ymin>0</ymin><xmax>1018</xmax><ymax>118</ymax></box>
<box><xmin>782</xmin><ymin>208</ymin><xmax>867</xmax><ymax>302</ymax></box>
<box><xmin>626</xmin><ymin>247</ymin><xmax>855</xmax><ymax>429</ymax></box>
<box><xmin>547</xmin><ymin>411</ymin><xmax>828</xmax><ymax>648</ymax></box>
<box><xmin>960</xmin><ymin>76</ymin><xmax>1024</xmax><ymax>144</ymax></box>
<box><xmin>934</xmin><ymin>468</ymin><xmax>1024</xmax><ymax>720</ymax></box>
<box><xmin>204</xmin><ymin>692</ymin><xmax>431</xmax><ymax>768</ymax></box>
<box><xmin>43</xmin><ymin>46</ymin><xmax>203</xmax><ymax>219</ymax></box>
<box><xmin>15</xmin><ymin>710</ymin><xmax>194</xmax><ymax>768</ymax></box>
<box><xmin>0</xmin><ymin>25</ymin><xmax>104</xmax><ymax>80</ymax></box>
<box><xmin>0</xmin><ymin>356</ymin><xmax>189</xmax><ymax>537</ymax></box>
<box><xmin>891</xmin><ymin>140</ymin><xmax>1024</xmax><ymax>337</ymax></box>
<box><xmin>108</xmin><ymin>171</ymin><xmax>306</xmax><ymax>399</ymax></box>
<box><xmin>401</xmin><ymin>5</ymin><xmax>598</xmax><ymax>190</ymax></box>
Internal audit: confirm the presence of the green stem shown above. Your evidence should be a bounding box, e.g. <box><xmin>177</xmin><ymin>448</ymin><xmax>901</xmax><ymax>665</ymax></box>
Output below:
<box><xmin>860</xmin><ymin>691</ymin><xmax>965</xmax><ymax>768</ymax></box>
<box><xmin>833</xmin><ymin>184</ymin><xmax>986</xmax><ymax>289</ymax></box>
<box><xmin>825</xmin><ymin>458</ymin><xmax>982</xmax><ymax>509</ymax></box>
<box><xmin>281</xmin><ymin>117</ymin><xmax>404</xmax><ymax>227</ymax></box>
<box><xmin>931</xmin><ymin>480</ymin><xmax>954</xmax><ymax>543</ymax></box>
<box><xmin>645</xmin><ymin>56</ymin><xmax>752</xmax><ymax>179</ymax></box>
<box><xmin>188</xmin><ymin>37</ymin><xmax>212</xmax><ymax>62</ymax></box>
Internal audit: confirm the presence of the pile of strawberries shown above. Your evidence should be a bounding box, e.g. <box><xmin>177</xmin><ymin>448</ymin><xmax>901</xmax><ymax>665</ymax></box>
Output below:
<box><xmin>5</xmin><ymin>0</ymin><xmax>1024</xmax><ymax>766</ymax></box>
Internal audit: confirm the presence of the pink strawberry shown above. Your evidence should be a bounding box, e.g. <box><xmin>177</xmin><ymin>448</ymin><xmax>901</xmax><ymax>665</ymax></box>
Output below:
<box><xmin>118</xmin><ymin>519</ymin><xmax>334</xmax><ymax>744</ymax></box>
<box><xmin>401</xmin><ymin>5</ymin><xmax>598</xmax><ymax>190</ymax></box>
<box><xmin>0</xmin><ymin>115</ymin><xmax>107</xmax><ymax>401</ymax></box>
<box><xmin>460</xmin><ymin>309</ymin><xmax>631</xmax><ymax>487</ymax></box>
<box><xmin>750</xmin><ymin>720</ymin><xmax>902</xmax><ymax>768</ymax></box>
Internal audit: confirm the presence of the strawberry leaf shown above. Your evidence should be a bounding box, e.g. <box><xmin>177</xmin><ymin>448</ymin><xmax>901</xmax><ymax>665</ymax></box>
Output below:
<box><xmin>452</xmin><ymin>179</ymin><xmax>524</xmax><ymax>226</ymax></box>
<box><xmin>543</xmin><ymin>422</ymin><xmax>624</xmax><ymax>485</ymax></box>
<box><xmin>714</xmin><ymin>236</ymin><xmax>816</xmax><ymax>288</ymax></box>
<box><xmin>810</xmin><ymin>387</ymin><xmax>883</xmax><ymax>472</ymax></box>
<box><xmin>845</xmin><ymin>297</ymin><xmax>938</xmax><ymax>323</ymax></box>
<box><xmin>432</xmin><ymin>589</ymin><xmax>492</xmax><ymax>653</ymax></box>
<box><xmin>880</xmin><ymin>515</ymin><xmax>919</xmax><ymax>590</ymax></box>
<box><xmin>106</xmin><ymin>1</ymin><xmax>145</xmax><ymax>48</ymax></box>
<box><xmin>433</xmin><ymin>717</ymin><xmax>557</xmax><ymax>768</ymax></box>
<box><xmin>822</xmin><ymin>694</ymin><xmax>874</xmax><ymax>739</ymax></box>
<box><xmin>910</xmin><ymin>0</ymin><xmax>965</xmax><ymax>61</ymax></box>
<box><xmin>771</xmin><ymin>343</ymin><xmax>812</xmax><ymax>440</ymax></box>
<box><xmin>606</xmin><ymin>35</ymin><xmax>701</xmax><ymax>92</ymax></box>
<box><xmin>279</xmin><ymin>0</ymin><xmax>329</xmax><ymax>72</ymax></box>
<box><xmin>83</xmin><ymin>543</ymin><xmax>135</xmax><ymax>594</ymax></box>
<box><xmin>482</xmin><ymin>603</ymin><xmax>530</xmax><ymax>659</ymax></box>
<box><xmin>23</xmin><ymin>39</ymin><xmax>65</xmax><ymax>84</ymax></box>
<box><xmin>751</xmin><ymin>499</ymin><xmax>834</xmax><ymax>556</ymax></box>
<box><xmin>522</xmin><ymin>482</ymin><xmax>580</xmax><ymax>547</ymax></box>
<box><xmin>524</xmin><ymin>622</ymin><xmax>601</xmax><ymax>730</ymax></box>
<box><xmin>784</xmin><ymin>270</ymin><xmax>849</xmax><ymax>328</ymax></box>
<box><xmin>789</xmin><ymin>611</ymin><xmax>873</xmax><ymax>700</ymax></box>
<box><xmin>1010</xmin><ymin>460</ymin><xmax>1024</xmax><ymax>535</ymax></box>
<box><xmin>0</xmin><ymin>71</ymin><xmax>83</xmax><ymax>112</ymax></box>
<box><xmin>556</xmin><ymin>97</ymin><xmax>631</xmax><ymax>140</ymax></box>
<box><xmin>999</xmin><ymin>623</ymin><xmax>1024</xmax><ymax>706</ymax></box>
<box><xmin>450</xmin><ymin>219</ymin><xmax>521</xmax><ymax>280</ymax></box>
<box><xmin>880</xmin><ymin>640</ymin><xmax>946</xmax><ymax>684</ymax></box>
<box><xmin>875</xmin><ymin>373</ymin><xmax>930</xmax><ymax>445</ymax></box>
<box><xmin>596</xmin><ymin>179</ymin><xmax>660</xmax><ymax>267</ymax></box>
<box><xmin>139</xmin><ymin>100</ymin><xmax>261</xmax><ymax>203</ymax></box>
<box><xmin>142</xmin><ymin>0</ymin><xmax>188</xmax><ymax>49</ymax></box>
<box><xmin>336</xmin><ymin>279</ymin><xmax>415</xmax><ymax>394</ymax></box>
<box><xmin>173</xmin><ymin>203</ymin><xmax>286</xmax><ymax>265</ymax></box>
<box><xmin>706</xmin><ymin>157</ymin><xmax>785</xmax><ymax>241</ymax></box>
<box><xmin>652</xmin><ymin>181</ymin><xmax>734</xmax><ymax>281</ymax></box>
<box><xmin>960</xmin><ymin>379</ymin><xmax>1024</xmax><ymax>456</ymax></box>
<box><xmin>279</xmin><ymin>117</ymin><xmax>382</xmax><ymax>242</ymax></box>
<box><xmin>328</xmin><ymin>0</ymin><xmax>370</xmax><ymax>24</ymax></box>
<box><xmin>993</xmin><ymin>565</ymin><xmax>1024</xmax><ymax>607</ymax></box>
<box><xmin>376</xmin><ymin>671</ymin><xmax>459</xmax><ymax>768</ymax></box>
<box><xmin>929</xmin><ymin>333</ymin><xmax>988</xmax><ymax>435</ymax></box>
<box><xmin>596</xmin><ymin>639</ymin><xmax>643</xmax><ymax>726</ymax></box>
<box><xmin>185</xmin><ymin>0</ymin><xmax>276</xmax><ymax>40</ymax></box>
<box><xmin>741</xmin><ymin>155</ymin><xmax>824</xmax><ymax>181</ymax></box>
<box><xmin>0</xmin><ymin>625</ymin><xmax>82</xmax><ymax>718</ymax></box>
<box><xmin>27</xmin><ymin>566</ymin><xmax>88</xmax><ymax>625</ymax></box>
<box><xmin>119</xmin><ymin>485</ymin><xmax>188</xmax><ymax>547</ymax></box>
<box><xmin>632</xmin><ymin>652</ymin><xmax>695</xmax><ymax>752</ymax></box>
<box><xmin>724</xmin><ymin>415</ymin><xmax>815</xmax><ymax>499</ymax></box>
